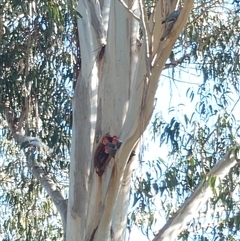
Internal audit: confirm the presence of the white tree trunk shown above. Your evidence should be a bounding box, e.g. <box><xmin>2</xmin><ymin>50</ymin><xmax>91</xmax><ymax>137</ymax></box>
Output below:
<box><xmin>66</xmin><ymin>0</ymin><xmax>193</xmax><ymax>240</ymax></box>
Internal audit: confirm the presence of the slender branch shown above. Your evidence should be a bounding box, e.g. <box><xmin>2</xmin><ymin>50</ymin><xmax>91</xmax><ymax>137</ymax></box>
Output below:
<box><xmin>153</xmin><ymin>148</ymin><xmax>238</xmax><ymax>240</ymax></box>
<box><xmin>26</xmin><ymin>152</ymin><xmax>67</xmax><ymax>238</ymax></box>
<box><xmin>163</xmin><ymin>53</ymin><xmax>191</xmax><ymax>69</ymax></box>
<box><xmin>230</xmin><ymin>96</ymin><xmax>240</xmax><ymax>115</ymax></box>
<box><xmin>139</xmin><ymin>0</ymin><xmax>152</xmax><ymax>76</ymax></box>
<box><xmin>187</xmin><ymin>2</ymin><xmax>219</xmax><ymax>26</ymax></box>
<box><xmin>16</xmin><ymin>106</ymin><xmax>28</xmax><ymax>132</ymax></box>
<box><xmin>161</xmin><ymin>74</ymin><xmax>201</xmax><ymax>85</ymax></box>
<box><xmin>152</xmin><ymin>1</ymin><xmax>193</xmax><ymax>68</ymax></box>
<box><xmin>3</xmin><ymin>103</ymin><xmax>65</xmax><ymax>233</ymax></box>
<box><xmin>118</xmin><ymin>0</ymin><xmax>140</xmax><ymax>22</ymax></box>
<box><xmin>3</xmin><ymin>102</ymin><xmax>15</xmax><ymax>132</ymax></box>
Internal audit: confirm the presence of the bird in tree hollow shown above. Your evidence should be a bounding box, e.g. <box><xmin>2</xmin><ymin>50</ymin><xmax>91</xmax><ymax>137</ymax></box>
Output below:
<box><xmin>102</xmin><ymin>135</ymin><xmax>123</xmax><ymax>157</ymax></box>
<box><xmin>112</xmin><ymin>136</ymin><xmax>122</xmax><ymax>149</ymax></box>
<box><xmin>104</xmin><ymin>145</ymin><xmax>118</xmax><ymax>157</ymax></box>
<box><xmin>102</xmin><ymin>136</ymin><xmax>115</xmax><ymax>148</ymax></box>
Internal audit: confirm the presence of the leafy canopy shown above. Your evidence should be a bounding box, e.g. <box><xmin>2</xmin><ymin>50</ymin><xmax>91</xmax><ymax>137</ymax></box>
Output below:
<box><xmin>1</xmin><ymin>0</ymin><xmax>240</xmax><ymax>240</ymax></box>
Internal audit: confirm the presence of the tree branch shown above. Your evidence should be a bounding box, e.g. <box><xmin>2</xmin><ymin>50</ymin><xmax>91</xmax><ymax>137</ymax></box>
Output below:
<box><xmin>26</xmin><ymin>152</ymin><xmax>67</xmax><ymax>237</ymax></box>
<box><xmin>163</xmin><ymin>53</ymin><xmax>191</xmax><ymax>69</ymax></box>
<box><xmin>152</xmin><ymin>1</ymin><xmax>193</xmax><ymax>67</ymax></box>
<box><xmin>118</xmin><ymin>0</ymin><xmax>140</xmax><ymax>22</ymax></box>
<box><xmin>153</xmin><ymin>149</ymin><xmax>238</xmax><ymax>240</ymax></box>
<box><xmin>139</xmin><ymin>0</ymin><xmax>152</xmax><ymax>76</ymax></box>
<box><xmin>112</xmin><ymin>141</ymin><xmax>140</xmax><ymax>240</ymax></box>
<box><xmin>3</xmin><ymin>103</ymin><xmax>65</xmax><ymax>233</ymax></box>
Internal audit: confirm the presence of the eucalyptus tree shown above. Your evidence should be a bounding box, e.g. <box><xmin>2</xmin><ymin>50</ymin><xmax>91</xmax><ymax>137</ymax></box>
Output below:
<box><xmin>66</xmin><ymin>0</ymin><xmax>192</xmax><ymax>240</ymax></box>
<box><xmin>0</xmin><ymin>0</ymin><xmax>74</xmax><ymax>240</ymax></box>
<box><xmin>1</xmin><ymin>0</ymin><xmax>240</xmax><ymax>241</ymax></box>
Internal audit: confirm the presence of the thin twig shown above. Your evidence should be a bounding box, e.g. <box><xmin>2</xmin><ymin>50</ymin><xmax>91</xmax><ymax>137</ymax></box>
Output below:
<box><xmin>26</xmin><ymin>152</ymin><xmax>67</xmax><ymax>234</ymax></box>
<box><xmin>139</xmin><ymin>0</ymin><xmax>152</xmax><ymax>75</ymax></box>
<box><xmin>161</xmin><ymin>74</ymin><xmax>201</xmax><ymax>85</ymax></box>
<box><xmin>230</xmin><ymin>96</ymin><xmax>240</xmax><ymax>115</ymax></box>
<box><xmin>118</xmin><ymin>0</ymin><xmax>140</xmax><ymax>22</ymax></box>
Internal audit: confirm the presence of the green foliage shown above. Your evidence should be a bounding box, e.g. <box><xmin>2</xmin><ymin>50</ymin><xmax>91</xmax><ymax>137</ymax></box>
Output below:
<box><xmin>0</xmin><ymin>0</ymin><xmax>78</xmax><ymax>239</ymax></box>
<box><xmin>2</xmin><ymin>0</ymin><xmax>240</xmax><ymax>240</ymax></box>
<box><xmin>128</xmin><ymin>0</ymin><xmax>240</xmax><ymax>240</ymax></box>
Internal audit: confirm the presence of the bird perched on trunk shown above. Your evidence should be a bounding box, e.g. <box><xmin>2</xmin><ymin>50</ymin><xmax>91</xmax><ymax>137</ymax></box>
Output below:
<box><xmin>160</xmin><ymin>21</ymin><xmax>175</xmax><ymax>41</ymax></box>
<box><xmin>162</xmin><ymin>8</ymin><xmax>181</xmax><ymax>24</ymax></box>
<box><xmin>20</xmin><ymin>136</ymin><xmax>53</xmax><ymax>155</ymax></box>
<box><xmin>20</xmin><ymin>137</ymin><xmax>42</xmax><ymax>149</ymax></box>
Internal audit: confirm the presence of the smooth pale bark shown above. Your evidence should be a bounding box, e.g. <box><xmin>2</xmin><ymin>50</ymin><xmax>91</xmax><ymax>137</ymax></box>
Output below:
<box><xmin>66</xmin><ymin>0</ymin><xmax>193</xmax><ymax>241</ymax></box>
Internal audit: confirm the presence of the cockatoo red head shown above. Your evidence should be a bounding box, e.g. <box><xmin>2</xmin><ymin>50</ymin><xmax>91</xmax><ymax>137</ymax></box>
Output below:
<box><xmin>104</xmin><ymin>145</ymin><xmax>117</xmax><ymax>157</ymax></box>
<box><xmin>112</xmin><ymin>136</ymin><xmax>122</xmax><ymax>149</ymax></box>
<box><xmin>102</xmin><ymin>136</ymin><xmax>109</xmax><ymax>145</ymax></box>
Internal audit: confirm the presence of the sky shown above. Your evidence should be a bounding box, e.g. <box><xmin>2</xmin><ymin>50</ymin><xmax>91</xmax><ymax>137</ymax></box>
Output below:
<box><xmin>128</xmin><ymin>68</ymin><xmax>202</xmax><ymax>240</ymax></box>
<box><xmin>127</xmin><ymin>60</ymin><xmax>240</xmax><ymax>240</ymax></box>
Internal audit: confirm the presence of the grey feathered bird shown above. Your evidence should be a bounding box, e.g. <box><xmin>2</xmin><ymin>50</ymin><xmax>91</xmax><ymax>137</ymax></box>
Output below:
<box><xmin>160</xmin><ymin>21</ymin><xmax>174</xmax><ymax>41</ymax></box>
<box><xmin>102</xmin><ymin>136</ymin><xmax>115</xmax><ymax>148</ymax></box>
<box><xmin>20</xmin><ymin>136</ymin><xmax>53</xmax><ymax>155</ymax></box>
<box><xmin>112</xmin><ymin>136</ymin><xmax>122</xmax><ymax>149</ymax></box>
<box><xmin>20</xmin><ymin>137</ymin><xmax>42</xmax><ymax>149</ymax></box>
<box><xmin>104</xmin><ymin>145</ymin><xmax>118</xmax><ymax>157</ymax></box>
<box><xmin>162</xmin><ymin>9</ymin><xmax>181</xmax><ymax>24</ymax></box>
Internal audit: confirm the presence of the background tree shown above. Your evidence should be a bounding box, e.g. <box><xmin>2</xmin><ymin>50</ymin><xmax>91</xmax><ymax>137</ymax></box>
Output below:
<box><xmin>1</xmin><ymin>0</ymin><xmax>240</xmax><ymax>241</ymax></box>
<box><xmin>0</xmin><ymin>0</ymin><xmax>74</xmax><ymax>239</ymax></box>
